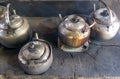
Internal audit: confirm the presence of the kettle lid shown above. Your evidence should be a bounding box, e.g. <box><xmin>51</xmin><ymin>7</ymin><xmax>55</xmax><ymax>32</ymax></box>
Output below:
<box><xmin>21</xmin><ymin>40</ymin><xmax>49</xmax><ymax>60</ymax></box>
<box><xmin>18</xmin><ymin>33</ymin><xmax>52</xmax><ymax>64</ymax></box>
<box><xmin>61</xmin><ymin>15</ymin><xmax>86</xmax><ymax>31</ymax></box>
<box><xmin>94</xmin><ymin>8</ymin><xmax>114</xmax><ymax>25</ymax></box>
<box><xmin>9</xmin><ymin>15</ymin><xmax>23</xmax><ymax>29</ymax></box>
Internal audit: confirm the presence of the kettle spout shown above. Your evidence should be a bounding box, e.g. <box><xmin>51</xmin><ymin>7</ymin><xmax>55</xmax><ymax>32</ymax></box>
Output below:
<box><xmin>32</xmin><ymin>32</ymin><xmax>39</xmax><ymax>40</ymax></box>
<box><xmin>34</xmin><ymin>32</ymin><xmax>39</xmax><ymax>39</ymax></box>
<box><xmin>58</xmin><ymin>14</ymin><xmax>63</xmax><ymax>21</ymax></box>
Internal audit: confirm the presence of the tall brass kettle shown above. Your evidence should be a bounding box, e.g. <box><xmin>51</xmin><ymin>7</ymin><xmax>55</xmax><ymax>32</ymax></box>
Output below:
<box><xmin>0</xmin><ymin>3</ymin><xmax>32</xmax><ymax>48</ymax></box>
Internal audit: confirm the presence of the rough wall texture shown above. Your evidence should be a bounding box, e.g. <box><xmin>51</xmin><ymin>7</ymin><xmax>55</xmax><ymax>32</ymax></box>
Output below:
<box><xmin>0</xmin><ymin>0</ymin><xmax>120</xmax><ymax>17</ymax></box>
<box><xmin>0</xmin><ymin>0</ymin><xmax>112</xmax><ymax>16</ymax></box>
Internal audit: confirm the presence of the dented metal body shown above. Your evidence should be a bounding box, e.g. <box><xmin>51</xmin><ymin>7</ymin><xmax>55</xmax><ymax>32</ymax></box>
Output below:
<box><xmin>18</xmin><ymin>33</ymin><xmax>53</xmax><ymax>75</ymax></box>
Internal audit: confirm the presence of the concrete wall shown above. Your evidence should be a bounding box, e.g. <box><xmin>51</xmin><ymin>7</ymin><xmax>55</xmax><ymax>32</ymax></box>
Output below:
<box><xmin>0</xmin><ymin>0</ymin><xmax>101</xmax><ymax>17</ymax></box>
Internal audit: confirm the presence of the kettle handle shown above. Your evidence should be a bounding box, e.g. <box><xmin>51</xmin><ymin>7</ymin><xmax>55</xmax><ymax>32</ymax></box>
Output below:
<box><xmin>89</xmin><ymin>17</ymin><xmax>96</xmax><ymax>28</ymax></box>
<box><xmin>81</xmin><ymin>15</ymin><xmax>96</xmax><ymax>28</ymax></box>
<box><xmin>98</xmin><ymin>0</ymin><xmax>112</xmax><ymax>23</ymax></box>
<box><xmin>5</xmin><ymin>3</ymin><xmax>16</xmax><ymax>25</ymax></box>
<box><xmin>32</xmin><ymin>32</ymin><xmax>52</xmax><ymax>63</ymax></box>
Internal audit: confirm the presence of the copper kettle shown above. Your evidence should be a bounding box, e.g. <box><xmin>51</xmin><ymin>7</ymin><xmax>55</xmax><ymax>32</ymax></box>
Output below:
<box><xmin>58</xmin><ymin>14</ymin><xmax>96</xmax><ymax>47</ymax></box>
<box><xmin>0</xmin><ymin>3</ymin><xmax>32</xmax><ymax>48</ymax></box>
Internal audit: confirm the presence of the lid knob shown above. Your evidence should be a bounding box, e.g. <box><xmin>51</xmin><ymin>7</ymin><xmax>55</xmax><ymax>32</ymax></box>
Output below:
<box><xmin>100</xmin><ymin>10</ymin><xmax>109</xmax><ymax>17</ymax></box>
<box><xmin>28</xmin><ymin>42</ymin><xmax>35</xmax><ymax>50</ymax></box>
<box><xmin>71</xmin><ymin>17</ymin><xmax>79</xmax><ymax>23</ymax></box>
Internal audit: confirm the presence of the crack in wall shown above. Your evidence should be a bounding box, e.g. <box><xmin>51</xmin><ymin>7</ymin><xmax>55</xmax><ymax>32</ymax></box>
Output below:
<box><xmin>68</xmin><ymin>53</ymin><xmax>77</xmax><ymax>79</ymax></box>
<box><xmin>73</xmin><ymin>64</ymin><xmax>76</xmax><ymax>79</ymax></box>
<box><xmin>69</xmin><ymin>53</ymin><xmax>74</xmax><ymax>59</ymax></box>
<box><xmin>86</xmin><ymin>45</ymin><xmax>101</xmax><ymax>60</ymax></box>
<box><xmin>86</xmin><ymin>46</ymin><xmax>102</xmax><ymax>77</ymax></box>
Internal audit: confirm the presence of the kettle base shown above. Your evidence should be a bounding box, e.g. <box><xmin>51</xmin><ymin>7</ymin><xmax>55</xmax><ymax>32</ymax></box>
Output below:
<box><xmin>58</xmin><ymin>38</ymin><xmax>89</xmax><ymax>53</ymax></box>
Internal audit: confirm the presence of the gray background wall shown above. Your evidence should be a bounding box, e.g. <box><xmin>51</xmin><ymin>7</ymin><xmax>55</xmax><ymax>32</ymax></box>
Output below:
<box><xmin>0</xmin><ymin>0</ymin><xmax>110</xmax><ymax>17</ymax></box>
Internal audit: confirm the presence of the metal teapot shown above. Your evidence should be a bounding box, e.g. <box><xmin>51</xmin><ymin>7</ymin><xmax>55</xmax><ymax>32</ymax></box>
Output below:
<box><xmin>58</xmin><ymin>14</ymin><xmax>96</xmax><ymax>48</ymax></box>
<box><xmin>18</xmin><ymin>33</ymin><xmax>53</xmax><ymax>75</ymax></box>
<box><xmin>0</xmin><ymin>3</ymin><xmax>32</xmax><ymax>48</ymax></box>
<box><xmin>90</xmin><ymin>0</ymin><xmax>120</xmax><ymax>41</ymax></box>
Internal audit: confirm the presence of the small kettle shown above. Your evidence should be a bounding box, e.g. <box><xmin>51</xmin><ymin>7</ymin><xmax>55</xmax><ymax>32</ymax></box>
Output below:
<box><xmin>0</xmin><ymin>3</ymin><xmax>32</xmax><ymax>48</ymax></box>
<box><xmin>18</xmin><ymin>33</ymin><xmax>53</xmax><ymax>75</ymax></box>
<box><xmin>58</xmin><ymin>14</ymin><xmax>96</xmax><ymax>47</ymax></box>
<box><xmin>90</xmin><ymin>0</ymin><xmax>120</xmax><ymax>41</ymax></box>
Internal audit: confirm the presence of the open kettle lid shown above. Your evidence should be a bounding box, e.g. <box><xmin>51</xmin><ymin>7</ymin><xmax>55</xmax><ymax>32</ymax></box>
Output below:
<box><xmin>61</xmin><ymin>15</ymin><xmax>86</xmax><ymax>31</ymax></box>
<box><xmin>94</xmin><ymin>8</ymin><xmax>112</xmax><ymax>24</ymax></box>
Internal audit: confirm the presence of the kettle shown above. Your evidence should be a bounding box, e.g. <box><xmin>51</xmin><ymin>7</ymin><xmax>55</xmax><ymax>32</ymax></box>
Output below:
<box><xmin>90</xmin><ymin>0</ymin><xmax>120</xmax><ymax>41</ymax></box>
<box><xmin>0</xmin><ymin>3</ymin><xmax>32</xmax><ymax>48</ymax></box>
<box><xmin>58</xmin><ymin>14</ymin><xmax>96</xmax><ymax>47</ymax></box>
<box><xmin>18</xmin><ymin>33</ymin><xmax>53</xmax><ymax>75</ymax></box>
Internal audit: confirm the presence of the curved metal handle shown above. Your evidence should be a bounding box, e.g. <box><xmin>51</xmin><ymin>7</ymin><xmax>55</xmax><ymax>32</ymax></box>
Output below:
<box><xmin>81</xmin><ymin>15</ymin><xmax>96</xmax><ymax>29</ymax></box>
<box><xmin>99</xmin><ymin>0</ymin><xmax>112</xmax><ymax>23</ymax></box>
<box><xmin>5</xmin><ymin>3</ymin><xmax>16</xmax><ymax>25</ymax></box>
<box><xmin>99</xmin><ymin>0</ymin><xmax>110</xmax><ymax>12</ymax></box>
<box><xmin>32</xmin><ymin>32</ymin><xmax>52</xmax><ymax>64</ymax></box>
<box><xmin>89</xmin><ymin>18</ymin><xmax>96</xmax><ymax>28</ymax></box>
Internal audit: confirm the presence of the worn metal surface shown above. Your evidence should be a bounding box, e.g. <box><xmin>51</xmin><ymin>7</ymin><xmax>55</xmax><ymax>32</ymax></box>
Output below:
<box><xmin>0</xmin><ymin>16</ymin><xmax>120</xmax><ymax>78</ymax></box>
<box><xmin>0</xmin><ymin>0</ymin><xmax>120</xmax><ymax>79</ymax></box>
